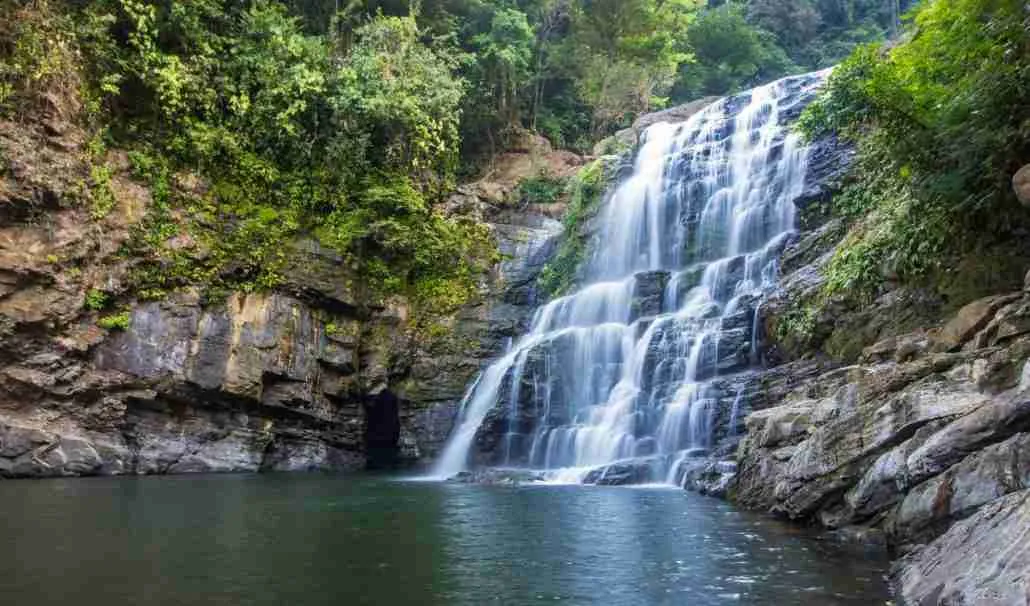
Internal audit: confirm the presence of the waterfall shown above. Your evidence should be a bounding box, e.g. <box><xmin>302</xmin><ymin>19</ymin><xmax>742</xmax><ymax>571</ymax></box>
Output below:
<box><xmin>432</xmin><ymin>71</ymin><xmax>828</xmax><ymax>482</ymax></box>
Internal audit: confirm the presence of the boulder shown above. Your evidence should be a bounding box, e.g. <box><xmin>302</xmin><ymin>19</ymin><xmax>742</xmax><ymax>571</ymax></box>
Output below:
<box><xmin>889</xmin><ymin>432</ymin><xmax>1030</xmax><ymax>543</ymax></box>
<box><xmin>903</xmin><ymin>390</ymin><xmax>1030</xmax><ymax>484</ymax></box>
<box><xmin>894</xmin><ymin>489</ymin><xmax>1030</xmax><ymax>605</ymax></box>
<box><xmin>745</xmin><ymin>404</ymin><xmax>814</xmax><ymax>447</ymax></box>
<box><xmin>677</xmin><ymin>459</ymin><xmax>738</xmax><ymax>497</ymax></box>
<box><xmin>583</xmin><ymin>457</ymin><xmax>663</xmax><ymax>485</ymax></box>
<box><xmin>933</xmin><ymin>294</ymin><xmax>1020</xmax><ymax>352</ymax></box>
<box><xmin>1014</xmin><ymin>164</ymin><xmax>1030</xmax><ymax>207</ymax></box>
<box><xmin>595</xmin><ymin>97</ymin><xmax>720</xmax><ymax>156</ymax></box>
<box><xmin>449</xmin><ymin>468</ymin><xmax>545</xmax><ymax>485</ymax></box>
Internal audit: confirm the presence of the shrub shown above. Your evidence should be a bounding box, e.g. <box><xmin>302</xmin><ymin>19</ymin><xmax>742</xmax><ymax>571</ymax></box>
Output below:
<box><xmin>799</xmin><ymin>0</ymin><xmax>1030</xmax><ymax>304</ymax></box>
<box><xmin>539</xmin><ymin>159</ymin><xmax>607</xmax><ymax>297</ymax></box>
<box><xmin>84</xmin><ymin>289</ymin><xmax>109</xmax><ymax>311</ymax></box>
<box><xmin>97</xmin><ymin>311</ymin><xmax>131</xmax><ymax>330</ymax></box>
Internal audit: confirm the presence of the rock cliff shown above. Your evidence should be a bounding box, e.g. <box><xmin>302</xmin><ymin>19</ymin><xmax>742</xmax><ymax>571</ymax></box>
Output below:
<box><xmin>731</xmin><ymin>280</ymin><xmax>1030</xmax><ymax>603</ymax></box>
<box><xmin>0</xmin><ymin>116</ymin><xmax>570</xmax><ymax>477</ymax></box>
<box><xmin>714</xmin><ymin>135</ymin><xmax>1030</xmax><ymax>603</ymax></box>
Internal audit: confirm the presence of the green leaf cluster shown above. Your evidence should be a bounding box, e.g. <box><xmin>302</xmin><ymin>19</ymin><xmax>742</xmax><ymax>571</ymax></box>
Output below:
<box><xmin>97</xmin><ymin>311</ymin><xmax>132</xmax><ymax>330</ymax></box>
<box><xmin>800</xmin><ymin>0</ymin><xmax>1030</xmax><ymax>304</ymax></box>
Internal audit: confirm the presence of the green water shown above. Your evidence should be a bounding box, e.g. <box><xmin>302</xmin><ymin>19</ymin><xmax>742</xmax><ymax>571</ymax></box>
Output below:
<box><xmin>0</xmin><ymin>474</ymin><xmax>891</xmax><ymax>605</ymax></box>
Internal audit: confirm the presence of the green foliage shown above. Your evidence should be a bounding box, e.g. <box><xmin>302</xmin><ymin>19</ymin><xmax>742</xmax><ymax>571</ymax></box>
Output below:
<box><xmin>332</xmin><ymin>14</ymin><xmax>466</xmax><ymax>180</ymax></box>
<box><xmin>443</xmin><ymin>0</ymin><xmax>704</xmax><ymax>157</ymax></box>
<box><xmin>5</xmin><ymin>1</ymin><xmax>491</xmax><ymax>317</ymax></box>
<box><xmin>673</xmin><ymin>3</ymin><xmax>796</xmax><ymax>99</ymax></box>
<box><xmin>516</xmin><ymin>175</ymin><xmax>567</xmax><ymax>206</ymax></box>
<box><xmin>470</xmin><ymin>8</ymin><xmax>535</xmax><ymax>129</ymax></box>
<box><xmin>4</xmin><ymin>0</ymin><xmax>953</xmax><ymax>332</ymax></box>
<box><xmin>539</xmin><ymin>159</ymin><xmax>606</xmax><ymax>296</ymax></box>
<box><xmin>749</xmin><ymin>0</ymin><xmax>907</xmax><ymax>68</ymax></box>
<box><xmin>315</xmin><ymin>173</ymin><xmax>497</xmax><ymax>314</ymax></box>
<box><xmin>0</xmin><ymin>1</ymin><xmax>82</xmax><ymax>117</ymax></box>
<box><xmin>801</xmin><ymin>0</ymin><xmax>1030</xmax><ymax>304</ymax></box>
<box><xmin>84</xmin><ymin>289</ymin><xmax>109</xmax><ymax>311</ymax></box>
<box><xmin>97</xmin><ymin>311</ymin><xmax>131</xmax><ymax>330</ymax></box>
<box><xmin>560</xmin><ymin>0</ymin><xmax>698</xmax><ymax>138</ymax></box>
<box><xmin>88</xmin><ymin>163</ymin><xmax>117</xmax><ymax>219</ymax></box>
<box><xmin>774</xmin><ymin>303</ymin><xmax>819</xmax><ymax>353</ymax></box>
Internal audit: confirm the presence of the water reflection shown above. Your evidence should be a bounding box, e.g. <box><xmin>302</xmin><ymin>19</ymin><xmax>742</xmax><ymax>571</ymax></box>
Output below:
<box><xmin>435</xmin><ymin>483</ymin><xmax>888</xmax><ymax>605</ymax></box>
<box><xmin>0</xmin><ymin>475</ymin><xmax>890</xmax><ymax>605</ymax></box>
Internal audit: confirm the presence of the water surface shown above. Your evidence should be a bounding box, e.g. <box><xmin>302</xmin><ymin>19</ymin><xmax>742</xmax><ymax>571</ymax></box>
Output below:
<box><xmin>0</xmin><ymin>474</ymin><xmax>891</xmax><ymax>605</ymax></box>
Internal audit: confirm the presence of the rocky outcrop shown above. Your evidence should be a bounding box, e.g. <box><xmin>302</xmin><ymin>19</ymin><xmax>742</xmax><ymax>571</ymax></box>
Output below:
<box><xmin>593</xmin><ymin>97</ymin><xmax>720</xmax><ymax>156</ymax></box>
<box><xmin>730</xmin><ymin>284</ymin><xmax>1030</xmax><ymax>603</ymax></box>
<box><xmin>0</xmin><ymin>115</ymin><xmax>566</xmax><ymax>477</ymax></box>
<box><xmin>894</xmin><ymin>489</ymin><xmax>1030</xmax><ymax>605</ymax></box>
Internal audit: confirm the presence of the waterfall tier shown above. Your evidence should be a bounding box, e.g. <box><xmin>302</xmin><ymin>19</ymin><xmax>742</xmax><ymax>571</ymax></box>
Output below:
<box><xmin>433</xmin><ymin>71</ymin><xmax>830</xmax><ymax>484</ymax></box>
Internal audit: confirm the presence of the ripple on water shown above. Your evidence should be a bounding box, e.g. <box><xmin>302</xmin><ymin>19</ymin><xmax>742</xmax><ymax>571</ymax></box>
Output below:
<box><xmin>0</xmin><ymin>475</ymin><xmax>892</xmax><ymax>606</ymax></box>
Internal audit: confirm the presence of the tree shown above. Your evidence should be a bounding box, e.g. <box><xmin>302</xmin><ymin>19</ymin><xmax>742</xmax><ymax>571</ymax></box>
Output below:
<box><xmin>471</xmin><ymin>8</ymin><xmax>534</xmax><ymax>129</ymax></box>
<box><xmin>674</xmin><ymin>3</ymin><xmax>795</xmax><ymax>100</ymax></box>
<box><xmin>747</xmin><ymin>0</ymin><xmax>821</xmax><ymax>52</ymax></box>
<box><xmin>562</xmin><ymin>0</ymin><xmax>698</xmax><ymax>137</ymax></box>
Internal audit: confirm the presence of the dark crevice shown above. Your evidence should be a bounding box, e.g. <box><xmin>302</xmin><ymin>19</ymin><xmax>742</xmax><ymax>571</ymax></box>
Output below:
<box><xmin>364</xmin><ymin>390</ymin><xmax>401</xmax><ymax>470</ymax></box>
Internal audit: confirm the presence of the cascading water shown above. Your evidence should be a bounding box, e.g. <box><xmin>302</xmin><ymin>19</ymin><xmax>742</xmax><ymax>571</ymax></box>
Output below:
<box><xmin>433</xmin><ymin>71</ymin><xmax>828</xmax><ymax>484</ymax></box>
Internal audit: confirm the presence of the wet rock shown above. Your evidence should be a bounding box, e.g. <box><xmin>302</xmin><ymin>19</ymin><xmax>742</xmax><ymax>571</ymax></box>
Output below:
<box><xmin>795</xmin><ymin>136</ymin><xmax>855</xmax><ymax>231</ymax></box>
<box><xmin>678</xmin><ymin>459</ymin><xmax>738</xmax><ymax>497</ymax></box>
<box><xmin>0</xmin><ymin>421</ymin><xmax>105</xmax><ymax>478</ymax></box>
<box><xmin>583</xmin><ymin>457</ymin><xmax>663</xmax><ymax>485</ymax></box>
<box><xmin>861</xmin><ymin>332</ymin><xmax>931</xmax><ymax>364</ymax></box>
<box><xmin>894</xmin><ymin>489</ymin><xmax>1030</xmax><ymax>605</ymax></box>
<box><xmin>888</xmin><ymin>432</ymin><xmax>1030</xmax><ymax>544</ymax></box>
<box><xmin>0</xmin><ymin>97</ymin><xmax>568</xmax><ymax>478</ymax></box>
<box><xmin>841</xmin><ymin>420</ymin><xmax>950</xmax><ymax>522</ymax></box>
<box><xmin>714</xmin><ymin>327</ymin><xmax>752</xmax><ymax>376</ymax></box>
<box><xmin>732</xmin><ymin>348</ymin><xmax>1001</xmax><ymax>520</ymax></box>
<box><xmin>902</xmin><ymin>390</ymin><xmax>1030</xmax><ymax>485</ymax></box>
<box><xmin>745</xmin><ymin>404</ymin><xmax>814</xmax><ymax>448</ymax></box>
<box><xmin>631</xmin><ymin>270</ymin><xmax>670</xmax><ymax>319</ymax></box>
<box><xmin>828</xmin><ymin>525</ymin><xmax>888</xmax><ymax>550</ymax></box>
<box><xmin>449</xmin><ymin>468</ymin><xmax>545</xmax><ymax>485</ymax></box>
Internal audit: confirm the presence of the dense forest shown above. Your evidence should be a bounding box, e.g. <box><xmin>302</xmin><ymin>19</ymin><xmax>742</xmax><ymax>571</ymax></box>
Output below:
<box><xmin>787</xmin><ymin>0</ymin><xmax>1030</xmax><ymax>349</ymax></box>
<box><xmin>0</xmin><ymin>0</ymin><xmax>1024</xmax><ymax>326</ymax></box>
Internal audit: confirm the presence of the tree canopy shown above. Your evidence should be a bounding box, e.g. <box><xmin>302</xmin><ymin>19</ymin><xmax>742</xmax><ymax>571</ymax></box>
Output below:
<box><xmin>0</xmin><ymin>0</ymin><xmax>923</xmax><ymax>321</ymax></box>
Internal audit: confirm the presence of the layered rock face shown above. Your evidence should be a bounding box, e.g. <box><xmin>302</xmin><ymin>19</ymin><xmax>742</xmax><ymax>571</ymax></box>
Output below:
<box><xmin>0</xmin><ymin>118</ymin><xmax>566</xmax><ymax>478</ymax></box>
<box><xmin>731</xmin><ymin>288</ymin><xmax>1030</xmax><ymax>603</ymax></box>
<box><xmin>712</xmin><ymin>146</ymin><xmax>1030</xmax><ymax>601</ymax></box>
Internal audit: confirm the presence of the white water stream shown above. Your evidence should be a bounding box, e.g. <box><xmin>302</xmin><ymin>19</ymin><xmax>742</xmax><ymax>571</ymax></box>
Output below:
<box><xmin>433</xmin><ymin>72</ymin><xmax>828</xmax><ymax>484</ymax></box>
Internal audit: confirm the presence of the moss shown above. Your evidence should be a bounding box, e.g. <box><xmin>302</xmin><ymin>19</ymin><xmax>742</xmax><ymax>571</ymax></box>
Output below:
<box><xmin>772</xmin><ymin>303</ymin><xmax>820</xmax><ymax>356</ymax></box>
<box><xmin>87</xmin><ymin>163</ymin><xmax>116</xmax><ymax>219</ymax></box>
<box><xmin>83</xmin><ymin>288</ymin><xmax>109</xmax><ymax>311</ymax></box>
<box><xmin>97</xmin><ymin>311</ymin><xmax>130</xmax><ymax>330</ymax></box>
<box><xmin>823</xmin><ymin>326</ymin><xmax>873</xmax><ymax>362</ymax></box>
<box><xmin>936</xmin><ymin>249</ymin><xmax>1030</xmax><ymax>314</ymax></box>
<box><xmin>592</xmin><ymin>135</ymin><xmax>634</xmax><ymax>157</ymax></box>
<box><xmin>538</xmin><ymin>159</ymin><xmax>608</xmax><ymax>297</ymax></box>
